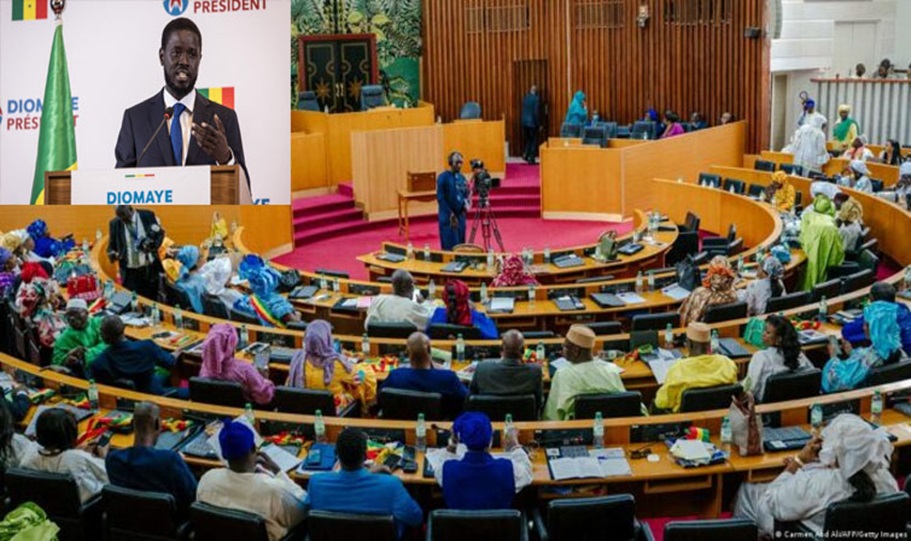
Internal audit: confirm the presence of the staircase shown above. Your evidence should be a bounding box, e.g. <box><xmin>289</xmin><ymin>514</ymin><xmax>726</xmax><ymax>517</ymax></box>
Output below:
<box><xmin>292</xmin><ymin>165</ymin><xmax>541</xmax><ymax>248</ymax></box>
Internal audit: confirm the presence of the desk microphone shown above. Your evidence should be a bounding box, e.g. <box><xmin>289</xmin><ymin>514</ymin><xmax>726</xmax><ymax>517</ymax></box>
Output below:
<box><xmin>136</xmin><ymin>106</ymin><xmax>174</xmax><ymax>167</ymax></box>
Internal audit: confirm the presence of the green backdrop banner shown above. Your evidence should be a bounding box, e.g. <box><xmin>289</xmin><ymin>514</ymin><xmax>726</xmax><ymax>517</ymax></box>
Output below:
<box><xmin>292</xmin><ymin>0</ymin><xmax>422</xmax><ymax>108</ymax></box>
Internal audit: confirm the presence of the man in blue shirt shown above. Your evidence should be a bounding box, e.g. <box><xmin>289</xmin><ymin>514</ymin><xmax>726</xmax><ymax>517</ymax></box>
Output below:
<box><xmin>305</xmin><ymin>428</ymin><xmax>423</xmax><ymax>537</ymax></box>
<box><xmin>437</xmin><ymin>152</ymin><xmax>469</xmax><ymax>250</ymax></box>
<box><xmin>520</xmin><ymin>85</ymin><xmax>540</xmax><ymax>164</ymax></box>
<box><xmin>105</xmin><ymin>402</ymin><xmax>198</xmax><ymax>516</ymax></box>
<box><xmin>382</xmin><ymin>332</ymin><xmax>468</xmax><ymax>419</ymax></box>
<box><xmin>90</xmin><ymin>316</ymin><xmax>188</xmax><ymax>398</ymax></box>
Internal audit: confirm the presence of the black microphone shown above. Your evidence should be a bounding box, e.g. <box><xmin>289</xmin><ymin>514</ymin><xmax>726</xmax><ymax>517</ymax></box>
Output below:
<box><xmin>136</xmin><ymin>106</ymin><xmax>174</xmax><ymax>167</ymax></box>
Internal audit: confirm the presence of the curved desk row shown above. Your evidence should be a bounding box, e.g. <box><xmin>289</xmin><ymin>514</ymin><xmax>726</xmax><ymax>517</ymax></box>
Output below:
<box><xmin>5</xmin><ymin>350</ymin><xmax>910</xmax><ymax>520</ymax></box>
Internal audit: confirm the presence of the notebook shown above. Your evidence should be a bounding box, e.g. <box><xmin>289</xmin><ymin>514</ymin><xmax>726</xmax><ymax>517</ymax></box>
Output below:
<box><xmin>617</xmin><ymin>292</ymin><xmax>647</xmax><ymax>305</ymax></box>
<box><xmin>618</xmin><ymin>243</ymin><xmax>644</xmax><ymax>256</ymax></box>
<box><xmin>260</xmin><ymin>443</ymin><xmax>302</xmax><ymax>472</ymax></box>
<box><xmin>546</xmin><ymin>447</ymin><xmax>632</xmax><ymax>480</ymax></box>
<box><xmin>297</xmin><ymin>443</ymin><xmax>338</xmax><ymax>472</ymax></box>
<box><xmin>489</xmin><ymin>297</ymin><xmax>516</xmax><ymax>313</ymax></box>
<box><xmin>289</xmin><ymin>285</ymin><xmax>318</xmax><ymax>300</ymax></box>
<box><xmin>718</xmin><ymin>338</ymin><xmax>752</xmax><ymax>358</ymax></box>
<box><xmin>377</xmin><ymin>253</ymin><xmax>406</xmax><ymax>263</ymax></box>
<box><xmin>590</xmin><ymin>293</ymin><xmax>625</xmax><ymax>308</ymax></box>
<box><xmin>552</xmin><ymin>255</ymin><xmax>585</xmax><ymax>269</ymax></box>
<box><xmin>798</xmin><ymin>329</ymin><xmax>829</xmax><ymax>345</ymax></box>
<box><xmin>553</xmin><ymin>296</ymin><xmax>585</xmax><ymax>311</ymax></box>
<box><xmin>441</xmin><ymin>261</ymin><xmax>468</xmax><ymax>273</ymax></box>
<box><xmin>661</xmin><ymin>284</ymin><xmax>691</xmax><ymax>301</ymax></box>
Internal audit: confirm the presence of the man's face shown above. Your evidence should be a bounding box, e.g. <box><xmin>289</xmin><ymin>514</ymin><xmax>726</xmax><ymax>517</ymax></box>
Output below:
<box><xmin>66</xmin><ymin>308</ymin><xmax>89</xmax><ymax>331</ymax></box>
<box><xmin>856</xmin><ymin>65</ymin><xmax>866</xmax><ymax>77</ymax></box>
<box><xmin>452</xmin><ymin>158</ymin><xmax>463</xmax><ymax>173</ymax></box>
<box><xmin>160</xmin><ymin>29</ymin><xmax>201</xmax><ymax>100</ymax></box>
<box><xmin>840</xmin><ymin>111</ymin><xmax>848</xmax><ymax>120</ymax></box>
<box><xmin>720</xmin><ymin>113</ymin><xmax>732</xmax><ymax>124</ymax></box>
<box><xmin>117</xmin><ymin>207</ymin><xmax>133</xmax><ymax>224</ymax></box>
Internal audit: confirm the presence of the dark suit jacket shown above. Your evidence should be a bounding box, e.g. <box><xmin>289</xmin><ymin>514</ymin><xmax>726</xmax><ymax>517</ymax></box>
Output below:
<box><xmin>114</xmin><ymin>90</ymin><xmax>249</xmax><ymax>186</ymax></box>
<box><xmin>107</xmin><ymin>209</ymin><xmax>164</xmax><ymax>268</ymax></box>
<box><xmin>469</xmin><ymin>358</ymin><xmax>543</xmax><ymax>410</ymax></box>
<box><xmin>521</xmin><ymin>92</ymin><xmax>540</xmax><ymax>128</ymax></box>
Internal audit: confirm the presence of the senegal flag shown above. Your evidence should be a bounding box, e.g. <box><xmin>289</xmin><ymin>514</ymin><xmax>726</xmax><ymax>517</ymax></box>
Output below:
<box><xmin>31</xmin><ymin>21</ymin><xmax>77</xmax><ymax>205</ymax></box>
<box><xmin>199</xmin><ymin>87</ymin><xmax>235</xmax><ymax>109</ymax></box>
<box><xmin>12</xmin><ymin>0</ymin><xmax>48</xmax><ymax>21</ymax></box>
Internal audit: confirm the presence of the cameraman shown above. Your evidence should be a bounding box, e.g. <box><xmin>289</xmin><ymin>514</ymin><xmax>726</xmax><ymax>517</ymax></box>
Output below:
<box><xmin>107</xmin><ymin>205</ymin><xmax>165</xmax><ymax>300</ymax></box>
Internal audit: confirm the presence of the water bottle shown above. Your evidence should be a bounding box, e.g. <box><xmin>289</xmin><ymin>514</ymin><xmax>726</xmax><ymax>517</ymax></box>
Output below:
<box><xmin>361</xmin><ymin>333</ymin><xmax>370</xmax><ymax>356</ymax></box>
<box><xmin>829</xmin><ymin>335</ymin><xmax>841</xmax><ymax>358</ymax></box>
<box><xmin>82</xmin><ymin>238</ymin><xmax>89</xmax><ymax>253</ymax></box>
<box><xmin>647</xmin><ymin>271</ymin><xmax>655</xmax><ymax>291</ymax></box>
<box><xmin>174</xmin><ymin>305</ymin><xmax>183</xmax><ymax>330</ymax></box>
<box><xmin>428</xmin><ymin>280</ymin><xmax>436</xmax><ymax>299</ymax></box>
<box><xmin>737</xmin><ymin>254</ymin><xmax>744</xmax><ymax>272</ymax></box>
<box><xmin>416</xmin><ymin>413</ymin><xmax>427</xmax><ymax>452</ymax></box>
<box><xmin>151</xmin><ymin>304</ymin><xmax>161</xmax><ymax>327</ymax></box>
<box><xmin>635</xmin><ymin>271</ymin><xmax>644</xmax><ymax>293</ymax></box>
<box><xmin>332</xmin><ymin>278</ymin><xmax>340</xmax><ymax>293</ymax></box>
<box><xmin>333</xmin><ymin>338</ymin><xmax>341</xmax><ymax>353</ymax></box>
<box><xmin>87</xmin><ymin>380</ymin><xmax>99</xmax><ymax>410</ymax></box>
<box><xmin>710</xmin><ymin>329</ymin><xmax>720</xmax><ymax>354</ymax></box>
<box><xmin>664</xmin><ymin>323</ymin><xmax>674</xmax><ymax>349</ymax></box>
<box><xmin>720</xmin><ymin>416</ymin><xmax>732</xmax><ymax>451</ymax></box>
<box><xmin>406</xmin><ymin>242</ymin><xmax>414</xmax><ymax>260</ymax></box>
<box><xmin>456</xmin><ymin>334</ymin><xmax>465</xmax><ymax>362</ymax></box>
<box><xmin>103</xmin><ymin>280</ymin><xmax>115</xmax><ymax>302</ymax></box>
<box><xmin>593</xmin><ymin>412</ymin><xmax>604</xmax><ymax>449</ymax></box>
<box><xmin>423</xmin><ymin>244</ymin><xmax>431</xmax><ymax>261</ymax></box>
<box><xmin>818</xmin><ymin>295</ymin><xmax>828</xmax><ymax>321</ymax></box>
<box><xmin>504</xmin><ymin>413</ymin><xmax>515</xmax><ymax>441</ymax></box>
<box><xmin>486</xmin><ymin>250</ymin><xmax>495</xmax><ymax>269</ymax></box>
<box><xmin>319</xmin><ymin>276</ymin><xmax>328</xmax><ymax>290</ymax></box>
<box><xmin>729</xmin><ymin>185</ymin><xmax>736</xmax><ymax>194</ymax></box>
<box><xmin>130</xmin><ymin>291</ymin><xmax>139</xmax><ymax>313</ymax></box>
<box><xmin>314</xmin><ymin>410</ymin><xmax>327</xmax><ymax>443</ymax></box>
<box><xmin>543</xmin><ymin>246</ymin><xmax>551</xmax><ymax>263</ymax></box>
<box><xmin>95</xmin><ymin>228</ymin><xmax>103</xmax><ymax>241</ymax></box>
<box><xmin>871</xmin><ymin>390</ymin><xmax>883</xmax><ymax>424</ymax></box>
<box><xmin>811</xmin><ymin>403</ymin><xmax>823</xmax><ymax>432</ymax></box>
<box><xmin>244</xmin><ymin>403</ymin><xmax>255</xmax><ymax>425</ymax></box>
<box><xmin>239</xmin><ymin>324</ymin><xmax>249</xmax><ymax>349</ymax></box>
<box><xmin>536</xmin><ymin>341</ymin><xmax>546</xmax><ymax>362</ymax></box>
<box><xmin>480</xmin><ymin>282</ymin><xmax>489</xmax><ymax>304</ymax></box>
<box><xmin>528</xmin><ymin>284</ymin><xmax>536</xmax><ymax>306</ymax></box>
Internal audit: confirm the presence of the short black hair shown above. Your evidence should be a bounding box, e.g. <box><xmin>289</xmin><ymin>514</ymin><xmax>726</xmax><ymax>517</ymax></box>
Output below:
<box><xmin>100</xmin><ymin>315</ymin><xmax>125</xmax><ymax>345</ymax></box>
<box><xmin>336</xmin><ymin>428</ymin><xmax>367</xmax><ymax>470</ymax></box>
<box><xmin>36</xmin><ymin>408</ymin><xmax>78</xmax><ymax>452</ymax></box>
<box><xmin>871</xmin><ymin>282</ymin><xmax>897</xmax><ymax>303</ymax></box>
<box><xmin>161</xmin><ymin>17</ymin><xmax>202</xmax><ymax>51</ymax></box>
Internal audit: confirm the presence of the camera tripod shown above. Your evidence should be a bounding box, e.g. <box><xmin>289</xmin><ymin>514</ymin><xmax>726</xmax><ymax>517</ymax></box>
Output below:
<box><xmin>468</xmin><ymin>195</ymin><xmax>505</xmax><ymax>252</ymax></box>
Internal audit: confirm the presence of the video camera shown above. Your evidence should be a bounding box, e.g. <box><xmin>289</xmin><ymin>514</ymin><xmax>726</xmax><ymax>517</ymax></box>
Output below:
<box><xmin>470</xmin><ymin>159</ymin><xmax>501</xmax><ymax>205</ymax></box>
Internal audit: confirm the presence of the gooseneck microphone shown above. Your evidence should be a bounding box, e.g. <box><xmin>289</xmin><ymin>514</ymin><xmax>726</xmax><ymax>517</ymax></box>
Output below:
<box><xmin>136</xmin><ymin>106</ymin><xmax>174</xmax><ymax>167</ymax></box>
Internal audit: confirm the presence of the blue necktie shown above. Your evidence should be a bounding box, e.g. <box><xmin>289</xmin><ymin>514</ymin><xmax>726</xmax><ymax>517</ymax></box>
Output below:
<box><xmin>170</xmin><ymin>102</ymin><xmax>186</xmax><ymax>166</ymax></box>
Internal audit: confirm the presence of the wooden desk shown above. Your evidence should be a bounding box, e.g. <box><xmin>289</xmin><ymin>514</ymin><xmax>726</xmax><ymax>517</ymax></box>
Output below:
<box><xmin>397</xmin><ymin>171</ymin><xmax>438</xmax><ymax>241</ymax></box>
<box><xmin>825</xmin><ymin>158</ymin><xmax>900</xmax><ymax>185</ymax></box>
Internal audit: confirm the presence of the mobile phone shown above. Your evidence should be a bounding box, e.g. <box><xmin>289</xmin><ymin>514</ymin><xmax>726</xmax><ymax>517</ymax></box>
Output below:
<box><xmin>383</xmin><ymin>454</ymin><xmax>401</xmax><ymax>470</ymax></box>
<box><xmin>402</xmin><ymin>460</ymin><xmax>418</xmax><ymax>473</ymax></box>
<box><xmin>96</xmin><ymin>431</ymin><xmax>113</xmax><ymax>448</ymax></box>
<box><xmin>151</xmin><ymin>331</ymin><xmax>171</xmax><ymax>340</ymax></box>
<box><xmin>305</xmin><ymin>449</ymin><xmax>322</xmax><ymax>467</ymax></box>
<box><xmin>402</xmin><ymin>445</ymin><xmax>416</xmax><ymax>462</ymax></box>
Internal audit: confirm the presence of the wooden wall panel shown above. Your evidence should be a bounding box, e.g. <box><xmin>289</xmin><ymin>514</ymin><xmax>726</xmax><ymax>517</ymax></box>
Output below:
<box><xmin>423</xmin><ymin>0</ymin><xmax>769</xmax><ymax>153</ymax></box>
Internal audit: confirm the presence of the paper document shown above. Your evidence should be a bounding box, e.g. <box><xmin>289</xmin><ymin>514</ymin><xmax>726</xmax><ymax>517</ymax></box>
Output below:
<box><xmin>548</xmin><ymin>456</ymin><xmax>604</xmax><ymax>480</ymax></box>
<box><xmin>340</xmin><ymin>298</ymin><xmax>358</xmax><ymax>309</ymax></box>
<box><xmin>661</xmin><ymin>284</ymin><xmax>691</xmax><ymax>301</ymax></box>
<box><xmin>489</xmin><ymin>297</ymin><xmax>515</xmax><ymax>312</ymax></box>
<box><xmin>260</xmin><ymin>443</ymin><xmax>302</xmax><ymax>472</ymax></box>
<box><xmin>357</xmin><ymin>296</ymin><xmax>373</xmax><ymax>309</ymax></box>
<box><xmin>647</xmin><ymin>353</ymin><xmax>679</xmax><ymax>384</ymax></box>
<box><xmin>549</xmin><ymin>358</ymin><xmax>571</xmax><ymax>372</ymax></box>
<box><xmin>670</xmin><ymin>440</ymin><xmax>711</xmax><ymax>462</ymax></box>
<box><xmin>617</xmin><ymin>292</ymin><xmax>647</xmax><ymax>305</ymax></box>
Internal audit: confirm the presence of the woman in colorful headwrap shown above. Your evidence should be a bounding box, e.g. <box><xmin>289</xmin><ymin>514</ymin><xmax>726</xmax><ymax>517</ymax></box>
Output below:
<box><xmin>766</xmin><ymin>171</ymin><xmax>796</xmax><ymax>212</ymax></box>
<box><xmin>799</xmin><ymin>195</ymin><xmax>845</xmax><ymax>291</ymax></box>
<box><xmin>199</xmin><ymin>323</ymin><xmax>275</xmax><ymax>405</ymax></box>
<box><xmin>837</xmin><ymin>160</ymin><xmax>873</xmax><ymax>193</ymax></box>
<box><xmin>232</xmin><ymin>255</ymin><xmax>301</xmax><ymax>328</ymax></box>
<box><xmin>424</xmin><ymin>411</ymin><xmax>533</xmax><ymax>510</ymax></box>
<box><xmin>833</xmin><ymin>193</ymin><xmax>864</xmax><ymax>252</ymax></box>
<box><xmin>26</xmin><ymin>220</ymin><xmax>74</xmax><ymax>260</ymax></box>
<box><xmin>678</xmin><ymin>256</ymin><xmax>739</xmax><ymax>325</ymax></box>
<box><xmin>0</xmin><ymin>248</ymin><xmax>19</xmax><ymax>298</ymax></box>
<box><xmin>285</xmin><ymin>319</ymin><xmax>376</xmax><ymax>413</ymax></box>
<box><xmin>490</xmin><ymin>254</ymin><xmax>539</xmax><ymax>288</ymax></box>
<box><xmin>892</xmin><ymin>162</ymin><xmax>911</xmax><ymax>207</ymax></box>
<box><xmin>173</xmin><ymin>245</ymin><xmax>208</xmax><ymax>314</ymax></box>
<box><xmin>831</xmin><ymin>104</ymin><xmax>859</xmax><ymax>153</ymax></box>
<box><xmin>15</xmin><ymin>272</ymin><xmax>65</xmax><ymax>348</ymax></box>
<box><xmin>734</xmin><ymin>413</ymin><xmax>899</xmax><ymax>537</ymax></box>
<box><xmin>737</xmin><ymin>255</ymin><xmax>786</xmax><ymax>316</ymax></box>
<box><xmin>563</xmin><ymin>91</ymin><xmax>588</xmax><ymax>126</ymax></box>
<box><xmin>784</xmin><ymin>113</ymin><xmax>830</xmax><ymax>173</ymax></box>
<box><xmin>822</xmin><ymin>301</ymin><xmax>905</xmax><ymax>392</ymax></box>
<box><xmin>427</xmin><ymin>279</ymin><xmax>499</xmax><ymax>339</ymax></box>
<box><xmin>842</xmin><ymin>136</ymin><xmax>874</xmax><ymax>162</ymax></box>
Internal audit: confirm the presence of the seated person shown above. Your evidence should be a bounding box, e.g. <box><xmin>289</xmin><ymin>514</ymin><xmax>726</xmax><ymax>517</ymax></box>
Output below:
<box><xmin>734</xmin><ymin>414</ymin><xmax>898</xmax><ymax>537</ymax></box>
<box><xmin>469</xmin><ymin>330</ymin><xmax>543</xmax><ymax>411</ymax></box>
<box><xmin>90</xmin><ymin>316</ymin><xmax>187</xmax><ymax>398</ymax></box>
<box><xmin>544</xmin><ymin>325</ymin><xmax>633</xmax><ymax>420</ymax></box>
<box><xmin>173</xmin><ymin>245</ymin><xmax>208</xmax><ymax>314</ymax></box>
<box><xmin>365</xmin><ymin>269</ymin><xmax>435</xmax><ymax>331</ymax></box>
<box><xmin>766</xmin><ymin>171</ymin><xmax>796</xmax><ymax>212</ymax></box>
<box><xmin>197</xmin><ymin>254</ymin><xmax>244</xmax><ymax>311</ymax></box>
<box><xmin>823</xmin><ymin>300</ymin><xmax>906</xmax><ymax>392</ymax></box>
<box><xmin>737</xmin><ymin>255</ymin><xmax>785</xmax><ymax>316</ymax></box>
<box><xmin>427</xmin><ymin>279</ymin><xmax>498</xmax><ymax>339</ymax></box>
<box><xmin>834</xmin><ymin>193</ymin><xmax>864</xmax><ymax>252</ymax></box>
<box><xmin>0</xmin><ymin>247</ymin><xmax>20</xmax><ymax>297</ymax></box>
<box><xmin>653</xmin><ymin>323</ymin><xmax>738</xmax><ymax>412</ymax></box>
<box><xmin>890</xmin><ymin>162</ymin><xmax>911</xmax><ymax>206</ymax></box>
<box><xmin>425</xmin><ymin>412</ymin><xmax>532</xmax><ymax>510</ymax></box>
<box><xmin>799</xmin><ymin>195</ymin><xmax>845</xmax><ymax>291</ymax></box>
<box><xmin>679</xmin><ymin>256</ymin><xmax>738</xmax><ymax>325</ymax></box>
<box><xmin>0</xmin><ymin>397</ymin><xmax>37</xmax><ymax>470</ymax></box>
<box><xmin>837</xmin><ymin>160</ymin><xmax>873</xmax><ymax>193</ymax></box>
<box><xmin>197</xmin><ymin>421</ymin><xmax>306</xmax><ymax>541</ymax></box>
<box><xmin>491</xmin><ymin>254</ymin><xmax>539</xmax><ymax>287</ymax></box>
<box><xmin>200</xmin><ymin>323</ymin><xmax>275</xmax><ymax>406</ymax></box>
<box><xmin>305</xmin><ymin>428</ymin><xmax>423</xmax><ymax>537</ymax></box>
<box><xmin>382</xmin><ymin>332</ymin><xmax>467</xmax><ymax>419</ymax></box>
<box><xmin>660</xmin><ymin>110</ymin><xmax>685</xmax><ymax>139</ymax></box>
<box><xmin>286</xmin><ymin>319</ymin><xmax>376</xmax><ymax>413</ymax></box>
<box><xmin>20</xmin><ymin>408</ymin><xmax>108</xmax><ymax>503</ymax></box>
<box><xmin>232</xmin><ymin>255</ymin><xmax>301</xmax><ymax>328</ymax></box>
<box><xmin>842</xmin><ymin>136</ymin><xmax>874</xmax><ymax>162</ymax></box>
<box><xmin>689</xmin><ymin>112</ymin><xmax>708</xmax><ymax>132</ymax></box>
<box><xmin>51</xmin><ymin>299</ymin><xmax>107</xmax><ymax>374</ymax></box>
<box><xmin>105</xmin><ymin>402</ymin><xmax>197</xmax><ymax>516</ymax></box>
<box><xmin>744</xmin><ymin>315</ymin><xmax>812</xmax><ymax>402</ymax></box>
<box><xmin>26</xmin><ymin>219</ymin><xmax>73</xmax><ymax>260</ymax></box>
<box><xmin>842</xmin><ymin>282</ymin><xmax>911</xmax><ymax>355</ymax></box>
<box><xmin>15</xmin><ymin>266</ymin><xmax>65</xmax><ymax>348</ymax></box>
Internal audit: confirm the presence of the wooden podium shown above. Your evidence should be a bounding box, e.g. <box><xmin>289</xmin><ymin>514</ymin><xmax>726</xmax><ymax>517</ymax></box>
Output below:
<box><xmin>45</xmin><ymin>165</ymin><xmax>252</xmax><ymax>205</ymax></box>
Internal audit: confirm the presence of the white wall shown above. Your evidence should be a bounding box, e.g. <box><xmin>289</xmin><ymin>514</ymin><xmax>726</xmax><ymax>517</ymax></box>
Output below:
<box><xmin>769</xmin><ymin>0</ymin><xmax>902</xmax><ymax>149</ymax></box>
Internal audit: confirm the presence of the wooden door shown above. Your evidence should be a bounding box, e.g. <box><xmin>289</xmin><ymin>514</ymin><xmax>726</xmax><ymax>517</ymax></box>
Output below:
<box><xmin>299</xmin><ymin>34</ymin><xmax>378</xmax><ymax>113</ymax></box>
<box><xmin>511</xmin><ymin>60</ymin><xmax>549</xmax><ymax>157</ymax></box>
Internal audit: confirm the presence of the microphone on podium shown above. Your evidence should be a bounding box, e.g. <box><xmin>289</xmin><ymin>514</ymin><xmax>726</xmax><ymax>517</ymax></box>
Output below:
<box><xmin>136</xmin><ymin>106</ymin><xmax>174</xmax><ymax>167</ymax></box>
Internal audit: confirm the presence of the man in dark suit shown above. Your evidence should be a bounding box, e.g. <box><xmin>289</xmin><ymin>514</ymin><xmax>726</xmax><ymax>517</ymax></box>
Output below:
<box><xmin>520</xmin><ymin>85</ymin><xmax>541</xmax><ymax>164</ymax></box>
<box><xmin>107</xmin><ymin>205</ymin><xmax>164</xmax><ymax>301</ymax></box>
<box><xmin>436</xmin><ymin>152</ymin><xmax>469</xmax><ymax>251</ymax></box>
<box><xmin>115</xmin><ymin>18</ymin><xmax>248</xmax><ymax>187</ymax></box>
<box><xmin>469</xmin><ymin>329</ymin><xmax>543</xmax><ymax>411</ymax></box>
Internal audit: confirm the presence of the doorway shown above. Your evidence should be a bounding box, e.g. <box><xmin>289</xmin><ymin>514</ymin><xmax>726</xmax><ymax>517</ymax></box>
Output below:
<box><xmin>512</xmin><ymin>60</ymin><xmax>549</xmax><ymax>158</ymax></box>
